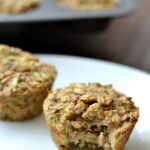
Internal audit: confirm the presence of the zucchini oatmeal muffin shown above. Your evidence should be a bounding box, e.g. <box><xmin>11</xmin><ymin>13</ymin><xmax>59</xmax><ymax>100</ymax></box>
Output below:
<box><xmin>57</xmin><ymin>0</ymin><xmax>119</xmax><ymax>11</ymax></box>
<box><xmin>0</xmin><ymin>44</ymin><xmax>57</xmax><ymax>121</ymax></box>
<box><xmin>0</xmin><ymin>0</ymin><xmax>39</xmax><ymax>14</ymax></box>
<box><xmin>43</xmin><ymin>83</ymin><xmax>139</xmax><ymax>150</ymax></box>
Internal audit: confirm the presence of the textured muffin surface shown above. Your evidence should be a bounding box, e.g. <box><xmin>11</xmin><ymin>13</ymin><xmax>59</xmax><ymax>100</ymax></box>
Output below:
<box><xmin>57</xmin><ymin>0</ymin><xmax>119</xmax><ymax>10</ymax></box>
<box><xmin>43</xmin><ymin>83</ymin><xmax>139</xmax><ymax>150</ymax></box>
<box><xmin>0</xmin><ymin>44</ymin><xmax>57</xmax><ymax>121</ymax></box>
<box><xmin>0</xmin><ymin>0</ymin><xmax>39</xmax><ymax>14</ymax></box>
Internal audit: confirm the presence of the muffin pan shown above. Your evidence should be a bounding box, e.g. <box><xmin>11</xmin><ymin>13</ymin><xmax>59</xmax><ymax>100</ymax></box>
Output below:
<box><xmin>0</xmin><ymin>0</ymin><xmax>137</xmax><ymax>23</ymax></box>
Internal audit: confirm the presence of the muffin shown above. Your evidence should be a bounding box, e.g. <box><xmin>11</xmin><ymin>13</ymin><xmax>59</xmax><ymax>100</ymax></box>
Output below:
<box><xmin>0</xmin><ymin>44</ymin><xmax>57</xmax><ymax>121</ymax></box>
<box><xmin>57</xmin><ymin>0</ymin><xmax>119</xmax><ymax>11</ymax></box>
<box><xmin>43</xmin><ymin>83</ymin><xmax>139</xmax><ymax>150</ymax></box>
<box><xmin>0</xmin><ymin>0</ymin><xmax>39</xmax><ymax>14</ymax></box>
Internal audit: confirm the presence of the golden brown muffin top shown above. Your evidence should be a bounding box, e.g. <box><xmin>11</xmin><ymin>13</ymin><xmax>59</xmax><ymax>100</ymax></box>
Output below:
<box><xmin>57</xmin><ymin>0</ymin><xmax>119</xmax><ymax>10</ymax></box>
<box><xmin>0</xmin><ymin>44</ymin><xmax>57</xmax><ymax>94</ymax></box>
<box><xmin>0</xmin><ymin>0</ymin><xmax>39</xmax><ymax>14</ymax></box>
<box><xmin>45</xmin><ymin>83</ymin><xmax>139</xmax><ymax>127</ymax></box>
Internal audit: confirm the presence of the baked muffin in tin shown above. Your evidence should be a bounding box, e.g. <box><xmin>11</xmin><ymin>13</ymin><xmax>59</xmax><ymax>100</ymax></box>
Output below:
<box><xmin>57</xmin><ymin>0</ymin><xmax>119</xmax><ymax>11</ymax></box>
<box><xmin>0</xmin><ymin>44</ymin><xmax>57</xmax><ymax>121</ymax></box>
<box><xmin>0</xmin><ymin>0</ymin><xmax>39</xmax><ymax>14</ymax></box>
<box><xmin>43</xmin><ymin>83</ymin><xmax>139</xmax><ymax>150</ymax></box>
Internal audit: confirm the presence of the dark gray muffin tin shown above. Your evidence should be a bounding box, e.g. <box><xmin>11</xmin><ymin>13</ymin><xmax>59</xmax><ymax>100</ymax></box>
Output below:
<box><xmin>0</xmin><ymin>0</ymin><xmax>137</xmax><ymax>23</ymax></box>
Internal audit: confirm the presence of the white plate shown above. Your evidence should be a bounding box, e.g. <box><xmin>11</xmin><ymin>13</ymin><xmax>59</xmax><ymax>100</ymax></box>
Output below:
<box><xmin>0</xmin><ymin>54</ymin><xmax>150</xmax><ymax>150</ymax></box>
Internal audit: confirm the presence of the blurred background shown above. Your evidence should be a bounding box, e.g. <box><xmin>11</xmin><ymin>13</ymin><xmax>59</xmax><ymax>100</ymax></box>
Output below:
<box><xmin>0</xmin><ymin>0</ymin><xmax>149</xmax><ymax>72</ymax></box>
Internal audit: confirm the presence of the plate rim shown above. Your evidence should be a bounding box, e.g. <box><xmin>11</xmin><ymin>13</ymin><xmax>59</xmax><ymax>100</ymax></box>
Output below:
<box><xmin>36</xmin><ymin>53</ymin><xmax>150</xmax><ymax>77</ymax></box>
